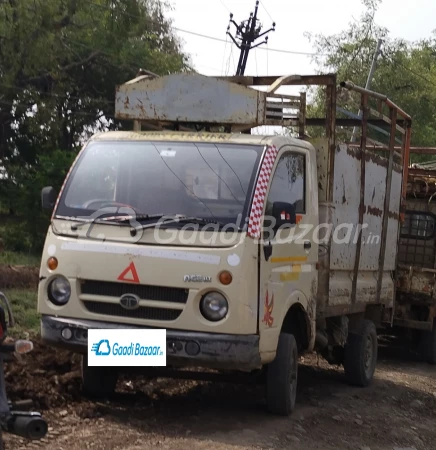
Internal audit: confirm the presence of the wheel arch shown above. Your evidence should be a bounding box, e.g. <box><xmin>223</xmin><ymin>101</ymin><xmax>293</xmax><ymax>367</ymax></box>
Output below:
<box><xmin>281</xmin><ymin>302</ymin><xmax>311</xmax><ymax>353</ymax></box>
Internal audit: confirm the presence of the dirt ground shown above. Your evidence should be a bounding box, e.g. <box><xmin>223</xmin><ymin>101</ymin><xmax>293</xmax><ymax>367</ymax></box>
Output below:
<box><xmin>0</xmin><ymin>265</ymin><xmax>38</xmax><ymax>290</ymax></box>
<box><xmin>1</xmin><ymin>335</ymin><xmax>435</xmax><ymax>450</ymax></box>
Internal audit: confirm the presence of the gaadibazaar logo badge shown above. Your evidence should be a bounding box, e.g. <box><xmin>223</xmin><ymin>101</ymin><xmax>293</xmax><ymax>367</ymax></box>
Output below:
<box><xmin>91</xmin><ymin>339</ymin><xmax>163</xmax><ymax>357</ymax></box>
<box><xmin>87</xmin><ymin>329</ymin><xmax>166</xmax><ymax>367</ymax></box>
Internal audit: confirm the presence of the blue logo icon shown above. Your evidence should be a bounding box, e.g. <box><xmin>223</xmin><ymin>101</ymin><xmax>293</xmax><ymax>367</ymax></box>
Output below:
<box><xmin>91</xmin><ymin>339</ymin><xmax>111</xmax><ymax>356</ymax></box>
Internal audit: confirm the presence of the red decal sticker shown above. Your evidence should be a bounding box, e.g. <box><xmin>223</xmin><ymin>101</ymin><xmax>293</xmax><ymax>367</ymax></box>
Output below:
<box><xmin>262</xmin><ymin>290</ymin><xmax>274</xmax><ymax>327</ymax></box>
<box><xmin>117</xmin><ymin>262</ymin><xmax>140</xmax><ymax>284</ymax></box>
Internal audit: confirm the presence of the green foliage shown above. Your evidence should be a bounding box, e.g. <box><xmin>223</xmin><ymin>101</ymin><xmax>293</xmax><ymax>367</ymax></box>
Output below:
<box><xmin>1</xmin><ymin>223</ymin><xmax>33</xmax><ymax>253</ymax></box>
<box><xmin>0</xmin><ymin>0</ymin><xmax>189</xmax><ymax>253</ymax></box>
<box><xmin>0</xmin><ymin>251</ymin><xmax>40</xmax><ymax>267</ymax></box>
<box><xmin>303</xmin><ymin>0</ymin><xmax>436</xmax><ymax>159</ymax></box>
<box><xmin>1</xmin><ymin>150</ymin><xmax>76</xmax><ymax>252</ymax></box>
<box><xmin>3</xmin><ymin>289</ymin><xmax>39</xmax><ymax>336</ymax></box>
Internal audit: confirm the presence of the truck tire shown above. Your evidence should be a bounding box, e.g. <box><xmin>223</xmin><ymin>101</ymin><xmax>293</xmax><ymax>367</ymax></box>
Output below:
<box><xmin>343</xmin><ymin>320</ymin><xmax>377</xmax><ymax>387</ymax></box>
<box><xmin>266</xmin><ymin>332</ymin><xmax>298</xmax><ymax>416</ymax></box>
<box><xmin>420</xmin><ymin>321</ymin><xmax>436</xmax><ymax>365</ymax></box>
<box><xmin>81</xmin><ymin>355</ymin><xmax>118</xmax><ymax>398</ymax></box>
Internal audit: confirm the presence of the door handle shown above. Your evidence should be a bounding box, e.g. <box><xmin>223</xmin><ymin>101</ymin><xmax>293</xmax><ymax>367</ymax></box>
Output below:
<box><xmin>303</xmin><ymin>240</ymin><xmax>311</xmax><ymax>250</ymax></box>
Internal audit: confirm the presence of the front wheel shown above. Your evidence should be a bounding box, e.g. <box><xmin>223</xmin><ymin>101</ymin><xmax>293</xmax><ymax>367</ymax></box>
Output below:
<box><xmin>81</xmin><ymin>355</ymin><xmax>118</xmax><ymax>398</ymax></box>
<box><xmin>343</xmin><ymin>320</ymin><xmax>378</xmax><ymax>387</ymax></box>
<box><xmin>266</xmin><ymin>333</ymin><xmax>298</xmax><ymax>416</ymax></box>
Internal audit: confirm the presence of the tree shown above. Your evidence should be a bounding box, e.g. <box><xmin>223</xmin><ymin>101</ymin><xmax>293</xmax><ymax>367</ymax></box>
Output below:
<box><xmin>0</xmin><ymin>0</ymin><xmax>190</xmax><ymax>252</ymax></box>
<box><xmin>303</xmin><ymin>0</ymin><xmax>436</xmax><ymax>153</ymax></box>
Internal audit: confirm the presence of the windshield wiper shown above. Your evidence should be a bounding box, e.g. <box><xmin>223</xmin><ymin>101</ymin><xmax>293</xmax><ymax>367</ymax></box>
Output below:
<box><xmin>67</xmin><ymin>213</ymin><xmax>239</xmax><ymax>233</ymax></box>
<box><xmin>68</xmin><ymin>213</ymin><xmax>155</xmax><ymax>231</ymax></box>
<box><xmin>69</xmin><ymin>217</ymin><xmax>106</xmax><ymax>231</ymax></box>
<box><xmin>106</xmin><ymin>213</ymin><xmax>167</xmax><ymax>224</ymax></box>
<box><xmin>176</xmin><ymin>216</ymin><xmax>232</xmax><ymax>229</ymax></box>
<box><xmin>130</xmin><ymin>215</ymin><xmax>239</xmax><ymax>232</ymax></box>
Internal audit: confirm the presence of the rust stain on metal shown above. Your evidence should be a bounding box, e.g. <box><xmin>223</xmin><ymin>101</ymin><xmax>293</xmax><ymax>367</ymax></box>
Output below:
<box><xmin>366</xmin><ymin>206</ymin><xmax>382</xmax><ymax>217</ymax></box>
<box><xmin>346</xmin><ymin>146</ymin><xmax>361</xmax><ymax>160</ymax></box>
<box><xmin>342</xmin><ymin>175</ymin><xmax>346</xmax><ymax>204</ymax></box>
<box><xmin>388</xmin><ymin>210</ymin><xmax>400</xmax><ymax>221</ymax></box>
<box><xmin>364</xmin><ymin>206</ymin><xmax>399</xmax><ymax>220</ymax></box>
<box><xmin>345</xmin><ymin>146</ymin><xmax>402</xmax><ymax>173</ymax></box>
<box><xmin>364</xmin><ymin>152</ymin><xmax>402</xmax><ymax>173</ymax></box>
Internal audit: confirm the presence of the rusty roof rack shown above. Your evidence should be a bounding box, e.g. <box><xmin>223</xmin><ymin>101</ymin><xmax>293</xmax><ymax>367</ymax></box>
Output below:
<box><xmin>115</xmin><ymin>73</ymin><xmax>312</xmax><ymax>132</ymax></box>
<box><xmin>395</xmin><ymin>147</ymin><xmax>436</xmax><ymax>199</ymax></box>
<box><xmin>115</xmin><ymin>73</ymin><xmax>410</xmax><ymax>132</ymax></box>
<box><xmin>115</xmin><ymin>71</ymin><xmax>412</xmax><ymax>198</ymax></box>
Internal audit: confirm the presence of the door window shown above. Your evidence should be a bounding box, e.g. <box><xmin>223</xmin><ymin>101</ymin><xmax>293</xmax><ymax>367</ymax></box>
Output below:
<box><xmin>265</xmin><ymin>152</ymin><xmax>306</xmax><ymax>217</ymax></box>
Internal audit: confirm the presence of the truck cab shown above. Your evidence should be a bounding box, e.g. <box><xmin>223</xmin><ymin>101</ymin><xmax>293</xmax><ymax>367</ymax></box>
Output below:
<box><xmin>38</xmin><ymin>73</ymin><xmax>412</xmax><ymax>415</ymax></box>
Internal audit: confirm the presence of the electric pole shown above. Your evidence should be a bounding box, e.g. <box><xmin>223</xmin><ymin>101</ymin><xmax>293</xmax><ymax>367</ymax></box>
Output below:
<box><xmin>226</xmin><ymin>1</ymin><xmax>275</xmax><ymax>76</ymax></box>
<box><xmin>351</xmin><ymin>38</ymin><xmax>383</xmax><ymax>142</ymax></box>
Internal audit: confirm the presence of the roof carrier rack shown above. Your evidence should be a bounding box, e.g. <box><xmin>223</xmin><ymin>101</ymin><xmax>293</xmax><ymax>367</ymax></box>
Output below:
<box><xmin>115</xmin><ymin>71</ymin><xmax>412</xmax><ymax>195</ymax></box>
<box><xmin>115</xmin><ymin>72</ymin><xmax>410</xmax><ymax>134</ymax></box>
<box><xmin>115</xmin><ymin>73</ymin><xmax>313</xmax><ymax>133</ymax></box>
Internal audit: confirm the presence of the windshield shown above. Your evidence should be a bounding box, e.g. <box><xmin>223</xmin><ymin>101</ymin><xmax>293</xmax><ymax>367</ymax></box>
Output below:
<box><xmin>56</xmin><ymin>140</ymin><xmax>263</xmax><ymax>225</ymax></box>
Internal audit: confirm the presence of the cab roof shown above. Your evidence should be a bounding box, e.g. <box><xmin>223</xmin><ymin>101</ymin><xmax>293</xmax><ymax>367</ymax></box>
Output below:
<box><xmin>89</xmin><ymin>130</ymin><xmax>313</xmax><ymax>150</ymax></box>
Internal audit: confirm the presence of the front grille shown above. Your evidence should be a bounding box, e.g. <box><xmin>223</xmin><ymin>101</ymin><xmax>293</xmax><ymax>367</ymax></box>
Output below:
<box><xmin>81</xmin><ymin>280</ymin><xmax>189</xmax><ymax>304</ymax></box>
<box><xmin>83</xmin><ymin>301</ymin><xmax>182</xmax><ymax>321</ymax></box>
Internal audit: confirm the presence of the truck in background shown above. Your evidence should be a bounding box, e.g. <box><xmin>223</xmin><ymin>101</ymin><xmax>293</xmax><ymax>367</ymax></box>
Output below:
<box><xmin>395</xmin><ymin>147</ymin><xmax>436</xmax><ymax>363</ymax></box>
<box><xmin>37</xmin><ymin>72</ymin><xmax>411</xmax><ymax>415</ymax></box>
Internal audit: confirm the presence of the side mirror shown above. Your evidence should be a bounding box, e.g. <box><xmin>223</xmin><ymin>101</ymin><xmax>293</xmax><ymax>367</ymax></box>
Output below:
<box><xmin>41</xmin><ymin>186</ymin><xmax>57</xmax><ymax>210</ymax></box>
<box><xmin>272</xmin><ymin>201</ymin><xmax>297</xmax><ymax>230</ymax></box>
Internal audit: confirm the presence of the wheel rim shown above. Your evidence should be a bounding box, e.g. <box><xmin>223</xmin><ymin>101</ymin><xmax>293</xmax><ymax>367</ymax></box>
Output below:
<box><xmin>289</xmin><ymin>349</ymin><xmax>298</xmax><ymax>405</ymax></box>
<box><xmin>364</xmin><ymin>334</ymin><xmax>374</xmax><ymax>377</ymax></box>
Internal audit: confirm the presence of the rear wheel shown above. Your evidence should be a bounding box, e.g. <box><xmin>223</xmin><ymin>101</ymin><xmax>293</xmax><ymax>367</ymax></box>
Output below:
<box><xmin>81</xmin><ymin>355</ymin><xmax>118</xmax><ymax>398</ymax></box>
<box><xmin>343</xmin><ymin>320</ymin><xmax>378</xmax><ymax>387</ymax></box>
<box><xmin>266</xmin><ymin>333</ymin><xmax>298</xmax><ymax>416</ymax></box>
<box><xmin>419</xmin><ymin>320</ymin><xmax>436</xmax><ymax>365</ymax></box>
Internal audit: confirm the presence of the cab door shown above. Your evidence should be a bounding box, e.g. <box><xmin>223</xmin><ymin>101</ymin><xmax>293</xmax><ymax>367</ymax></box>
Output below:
<box><xmin>258</xmin><ymin>144</ymin><xmax>319</xmax><ymax>357</ymax></box>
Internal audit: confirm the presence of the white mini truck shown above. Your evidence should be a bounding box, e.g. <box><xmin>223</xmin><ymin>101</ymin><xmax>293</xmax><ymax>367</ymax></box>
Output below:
<box><xmin>38</xmin><ymin>73</ymin><xmax>412</xmax><ymax>415</ymax></box>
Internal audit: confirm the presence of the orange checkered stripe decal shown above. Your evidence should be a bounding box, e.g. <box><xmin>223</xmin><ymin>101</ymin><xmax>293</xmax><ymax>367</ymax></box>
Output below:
<box><xmin>247</xmin><ymin>145</ymin><xmax>278</xmax><ymax>238</ymax></box>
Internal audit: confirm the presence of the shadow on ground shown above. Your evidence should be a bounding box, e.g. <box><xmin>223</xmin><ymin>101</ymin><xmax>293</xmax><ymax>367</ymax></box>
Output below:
<box><xmin>85</xmin><ymin>339</ymin><xmax>436</xmax><ymax>449</ymax></box>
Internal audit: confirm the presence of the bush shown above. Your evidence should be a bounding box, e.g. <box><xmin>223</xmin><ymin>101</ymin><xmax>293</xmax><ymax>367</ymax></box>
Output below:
<box><xmin>2</xmin><ymin>222</ymin><xmax>33</xmax><ymax>253</ymax></box>
<box><xmin>3</xmin><ymin>150</ymin><xmax>76</xmax><ymax>254</ymax></box>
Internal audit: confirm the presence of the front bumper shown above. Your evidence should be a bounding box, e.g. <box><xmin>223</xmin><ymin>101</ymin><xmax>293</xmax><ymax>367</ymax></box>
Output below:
<box><xmin>41</xmin><ymin>315</ymin><xmax>262</xmax><ymax>371</ymax></box>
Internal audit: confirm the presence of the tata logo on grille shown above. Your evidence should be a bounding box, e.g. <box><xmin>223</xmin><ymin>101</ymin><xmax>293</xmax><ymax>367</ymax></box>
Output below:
<box><xmin>119</xmin><ymin>294</ymin><xmax>140</xmax><ymax>310</ymax></box>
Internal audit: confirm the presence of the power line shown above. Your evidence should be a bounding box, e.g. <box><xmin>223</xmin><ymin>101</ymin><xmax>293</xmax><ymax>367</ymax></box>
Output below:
<box><xmin>184</xmin><ymin>27</ymin><xmax>318</xmax><ymax>56</ymax></box>
<box><xmin>218</xmin><ymin>0</ymin><xmax>231</xmax><ymax>13</ymax></box>
<box><xmin>85</xmin><ymin>0</ymin><xmax>322</xmax><ymax>57</ymax></box>
<box><xmin>221</xmin><ymin>34</ymin><xmax>229</xmax><ymax>76</ymax></box>
<box><xmin>392</xmin><ymin>59</ymin><xmax>436</xmax><ymax>89</ymax></box>
<box><xmin>259</xmin><ymin>0</ymin><xmax>274</xmax><ymax>22</ymax></box>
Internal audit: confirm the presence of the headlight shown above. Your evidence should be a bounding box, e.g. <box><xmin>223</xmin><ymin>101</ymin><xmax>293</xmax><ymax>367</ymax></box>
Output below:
<box><xmin>48</xmin><ymin>276</ymin><xmax>71</xmax><ymax>306</ymax></box>
<box><xmin>200</xmin><ymin>292</ymin><xmax>228</xmax><ymax>322</ymax></box>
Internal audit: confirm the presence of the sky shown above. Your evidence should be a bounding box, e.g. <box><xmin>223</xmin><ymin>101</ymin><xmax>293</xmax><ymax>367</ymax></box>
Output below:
<box><xmin>167</xmin><ymin>0</ymin><xmax>436</xmax><ymax>79</ymax></box>
<box><xmin>165</xmin><ymin>0</ymin><xmax>436</xmax><ymax>135</ymax></box>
